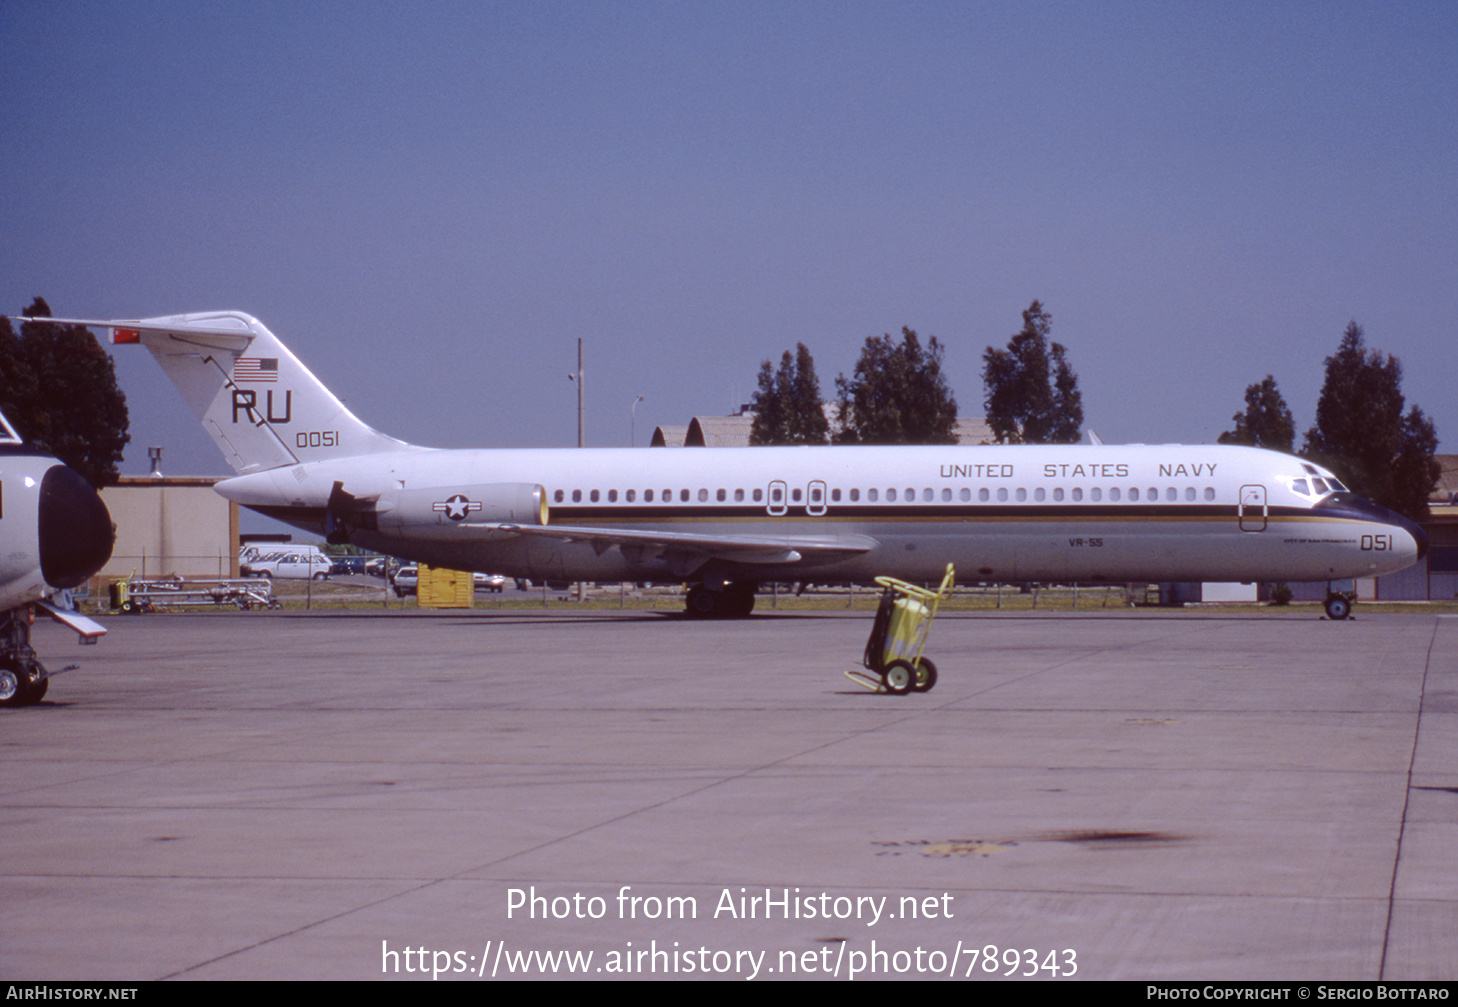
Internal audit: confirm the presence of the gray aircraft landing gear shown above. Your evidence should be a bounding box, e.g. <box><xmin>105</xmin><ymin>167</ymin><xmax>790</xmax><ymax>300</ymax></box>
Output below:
<box><xmin>685</xmin><ymin>581</ymin><xmax>757</xmax><ymax>619</ymax></box>
<box><xmin>0</xmin><ymin>608</ymin><xmax>48</xmax><ymax>708</ymax></box>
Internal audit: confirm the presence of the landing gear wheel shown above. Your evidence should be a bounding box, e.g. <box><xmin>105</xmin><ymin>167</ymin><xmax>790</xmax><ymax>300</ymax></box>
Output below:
<box><xmin>912</xmin><ymin>657</ymin><xmax>938</xmax><ymax>693</ymax></box>
<box><xmin>686</xmin><ymin>585</ymin><xmax>720</xmax><ymax>618</ymax></box>
<box><xmin>0</xmin><ymin>659</ymin><xmax>39</xmax><ymax>708</ymax></box>
<box><xmin>0</xmin><ymin>662</ymin><xmax>23</xmax><ymax>707</ymax></box>
<box><xmin>882</xmin><ymin>659</ymin><xmax>915</xmax><ymax>696</ymax></box>
<box><xmin>726</xmin><ymin>582</ymin><xmax>757</xmax><ymax>618</ymax></box>
<box><xmin>1324</xmin><ymin>594</ymin><xmax>1352</xmax><ymax>621</ymax></box>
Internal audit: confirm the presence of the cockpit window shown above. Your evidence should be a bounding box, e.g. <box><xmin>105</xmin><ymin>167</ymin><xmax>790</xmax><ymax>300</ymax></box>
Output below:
<box><xmin>1311</xmin><ymin>478</ymin><xmax>1330</xmax><ymax>495</ymax></box>
<box><xmin>1292</xmin><ymin>479</ymin><xmax>1309</xmax><ymax>496</ymax></box>
<box><xmin>1328</xmin><ymin>477</ymin><xmax>1347</xmax><ymax>491</ymax></box>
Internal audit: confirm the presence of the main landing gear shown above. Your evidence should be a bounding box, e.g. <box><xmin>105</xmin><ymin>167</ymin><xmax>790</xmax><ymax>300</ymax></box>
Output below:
<box><xmin>0</xmin><ymin>608</ymin><xmax>48</xmax><ymax>708</ymax></box>
<box><xmin>685</xmin><ymin>581</ymin><xmax>757</xmax><ymax>619</ymax></box>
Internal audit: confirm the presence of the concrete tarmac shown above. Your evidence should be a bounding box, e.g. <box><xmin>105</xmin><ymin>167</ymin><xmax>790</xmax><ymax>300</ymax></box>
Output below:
<box><xmin>2</xmin><ymin>608</ymin><xmax>1455</xmax><ymax>981</ymax></box>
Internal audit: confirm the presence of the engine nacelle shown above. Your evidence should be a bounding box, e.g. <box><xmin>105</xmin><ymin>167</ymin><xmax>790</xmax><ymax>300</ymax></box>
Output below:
<box><xmin>374</xmin><ymin>482</ymin><xmax>548</xmax><ymax>538</ymax></box>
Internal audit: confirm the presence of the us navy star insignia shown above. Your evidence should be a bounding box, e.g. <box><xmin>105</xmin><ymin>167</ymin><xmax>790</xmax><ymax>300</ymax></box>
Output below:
<box><xmin>432</xmin><ymin>494</ymin><xmax>482</xmax><ymax>521</ymax></box>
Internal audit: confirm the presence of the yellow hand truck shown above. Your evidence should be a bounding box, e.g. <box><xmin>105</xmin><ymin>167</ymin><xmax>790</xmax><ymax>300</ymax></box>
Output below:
<box><xmin>845</xmin><ymin>563</ymin><xmax>954</xmax><ymax>695</ymax></box>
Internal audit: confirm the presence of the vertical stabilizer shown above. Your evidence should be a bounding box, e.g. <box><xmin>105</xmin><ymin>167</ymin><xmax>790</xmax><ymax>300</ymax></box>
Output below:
<box><xmin>49</xmin><ymin>312</ymin><xmax>411</xmax><ymax>473</ymax></box>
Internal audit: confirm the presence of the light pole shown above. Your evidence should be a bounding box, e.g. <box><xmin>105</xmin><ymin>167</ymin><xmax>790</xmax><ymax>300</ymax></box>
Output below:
<box><xmin>566</xmin><ymin>338</ymin><xmax>583</xmax><ymax>447</ymax></box>
<box><xmin>630</xmin><ymin>395</ymin><xmax>644</xmax><ymax>446</ymax></box>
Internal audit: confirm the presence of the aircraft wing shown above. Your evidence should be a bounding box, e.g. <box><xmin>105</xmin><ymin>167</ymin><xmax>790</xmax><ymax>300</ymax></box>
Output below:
<box><xmin>490</xmin><ymin>523</ymin><xmax>878</xmax><ymax>573</ymax></box>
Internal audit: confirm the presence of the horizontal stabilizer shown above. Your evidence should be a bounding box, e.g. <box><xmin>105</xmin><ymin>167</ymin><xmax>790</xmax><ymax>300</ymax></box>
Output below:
<box><xmin>37</xmin><ymin>600</ymin><xmax>107</xmax><ymax>640</ymax></box>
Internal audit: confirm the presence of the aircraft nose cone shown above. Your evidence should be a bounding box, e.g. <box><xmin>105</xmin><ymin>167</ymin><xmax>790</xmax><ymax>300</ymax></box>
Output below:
<box><xmin>38</xmin><ymin>465</ymin><xmax>114</xmax><ymax>589</ymax></box>
<box><xmin>1382</xmin><ymin>503</ymin><xmax>1428</xmax><ymax>563</ymax></box>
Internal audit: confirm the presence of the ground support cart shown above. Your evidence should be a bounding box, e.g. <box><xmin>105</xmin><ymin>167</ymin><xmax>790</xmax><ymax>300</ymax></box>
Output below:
<box><xmin>110</xmin><ymin>576</ymin><xmax>281</xmax><ymax>612</ymax></box>
<box><xmin>845</xmin><ymin>563</ymin><xmax>955</xmax><ymax>695</ymax></box>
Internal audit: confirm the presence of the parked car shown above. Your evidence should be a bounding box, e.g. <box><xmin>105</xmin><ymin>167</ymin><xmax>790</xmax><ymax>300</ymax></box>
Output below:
<box><xmin>474</xmin><ymin>573</ymin><xmax>506</xmax><ymax>593</ymax></box>
<box><xmin>243</xmin><ymin>551</ymin><xmax>332</xmax><ymax>580</ymax></box>
<box><xmin>391</xmin><ymin>565</ymin><xmax>419</xmax><ymax>597</ymax></box>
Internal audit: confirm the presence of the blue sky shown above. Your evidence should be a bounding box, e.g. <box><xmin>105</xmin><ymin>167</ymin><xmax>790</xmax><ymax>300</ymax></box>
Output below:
<box><xmin>3</xmin><ymin>1</ymin><xmax>1454</xmax><ymax>478</ymax></box>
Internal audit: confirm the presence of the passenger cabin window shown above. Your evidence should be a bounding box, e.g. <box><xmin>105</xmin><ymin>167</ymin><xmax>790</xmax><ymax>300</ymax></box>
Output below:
<box><xmin>887</xmin><ymin>489</ymin><xmax>897</xmax><ymax>502</ymax></box>
<box><xmin>978</xmin><ymin>488</ymin><xmax>989</xmax><ymax>502</ymax></box>
<box><xmin>849</xmin><ymin>488</ymin><xmax>859</xmax><ymax>502</ymax></box>
<box><xmin>607</xmin><ymin>489</ymin><xmax>617</xmax><ymax>503</ymax></box>
<box><xmin>735</xmin><ymin>489</ymin><xmax>745</xmax><ymax>502</ymax></box>
<box><xmin>554</xmin><ymin>489</ymin><xmax>565</xmax><ymax>503</ymax></box>
<box><xmin>572</xmin><ymin>489</ymin><xmax>582</xmax><ymax>503</ymax></box>
<box><xmin>868</xmin><ymin>489</ymin><xmax>878</xmax><ymax>502</ymax></box>
<box><xmin>680</xmin><ymin>489</ymin><xmax>690</xmax><ymax>502</ymax></box>
<box><xmin>753</xmin><ymin>488</ymin><xmax>763</xmax><ymax>502</ymax></box>
<box><xmin>590</xmin><ymin>489</ymin><xmax>600</xmax><ymax>502</ymax></box>
<box><xmin>626</xmin><ymin>489</ymin><xmax>636</xmax><ymax>502</ymax></box>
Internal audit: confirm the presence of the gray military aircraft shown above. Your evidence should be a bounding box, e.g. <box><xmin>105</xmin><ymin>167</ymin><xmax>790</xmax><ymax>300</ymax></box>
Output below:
<box><xmin>0</xmin><ymin>409</ymin><xmax>113</xmax><ymax>706</ymax></box>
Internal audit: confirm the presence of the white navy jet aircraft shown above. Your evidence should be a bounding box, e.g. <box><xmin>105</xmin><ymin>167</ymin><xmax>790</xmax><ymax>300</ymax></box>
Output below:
<box><xmin>46</xmin><ymin>311</ymin><xmax>1425</xmax><ymax>620</ymax></box>
<box><xmin>0</xmin><ymin>409</ymin><xmax>113</xmax><ymax>706</ymax></box>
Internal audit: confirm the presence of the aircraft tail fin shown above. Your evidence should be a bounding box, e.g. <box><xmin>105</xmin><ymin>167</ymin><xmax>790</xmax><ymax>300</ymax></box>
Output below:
<box><xmin>43</xmin><ymin>312</ymin><xmax>411</xmax><ymax>474</ymax></box>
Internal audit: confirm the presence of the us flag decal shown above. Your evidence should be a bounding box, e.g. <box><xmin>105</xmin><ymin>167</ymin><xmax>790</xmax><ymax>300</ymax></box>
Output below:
<box><xmin>234</xmin><ymin>358</ymin><xmax>279</xmax><ymax>382</ymax></box>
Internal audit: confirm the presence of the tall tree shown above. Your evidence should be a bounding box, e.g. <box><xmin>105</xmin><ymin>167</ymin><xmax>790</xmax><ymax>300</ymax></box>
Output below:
<box><xmin>1218</xmin><ymin>375</ymin><xmax>1295</xmax><ymax>451</ymax></box>
<box><xmin>749</xmin><ymin>343</ymin><xmax>829</xmax><ymax>445</ymax></box>
<box><xmin>0</xmin><ymin>298</ymin><xmax>131</xmax><ymax>487</ymax></box>
<box><xmin>1302</xmin><ymin>321</ymin><xmax>1439</xmax><ymax>520</ymax></box>
<box><xmin>833</xmin><ymin>327</ymin><xmax>957</xmax><ymax>445</ymax></box>
<box><xmin>981</xmin><ymin>300</ymin><xmax>1082</xmax><ymax>444</ymax></box>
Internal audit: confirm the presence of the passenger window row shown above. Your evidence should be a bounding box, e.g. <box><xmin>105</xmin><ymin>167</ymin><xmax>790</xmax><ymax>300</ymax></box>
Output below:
<box><xmin>551</xmin><ymin>486</ymin><xmax>1220</xmax><ymax>505</ymax></box>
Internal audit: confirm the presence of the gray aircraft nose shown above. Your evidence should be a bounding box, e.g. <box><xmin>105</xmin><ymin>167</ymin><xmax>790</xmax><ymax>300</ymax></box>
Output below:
<box><xmin>39</xmin><ymin>465</ymin><xmax>115</xmax><ymax>589</ymax></box>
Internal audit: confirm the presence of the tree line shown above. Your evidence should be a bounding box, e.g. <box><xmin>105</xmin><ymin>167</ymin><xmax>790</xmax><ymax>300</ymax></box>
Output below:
<box><xmin>749</xmin><ymin>303</ymin><xmax>1440</xmax><ymax>520</ymax></box>
<box><xmin>0</xmin><ymin>298</ymin><xmax>129</xmax><ymax>488</ymax></box>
